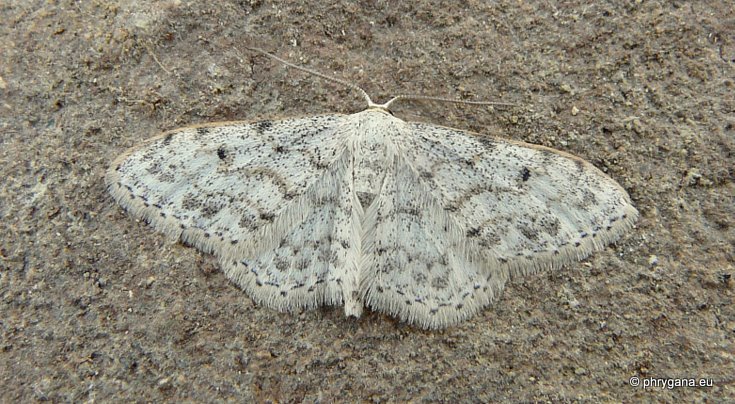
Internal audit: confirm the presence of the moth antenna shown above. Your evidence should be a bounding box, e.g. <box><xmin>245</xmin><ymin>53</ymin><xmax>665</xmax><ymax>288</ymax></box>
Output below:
<box><xmin>244</xmin><ymin>47</ymin><xmax>517</xmax><ymax>112</ymax></box>
<box><xmin>244</xmin><ymin>46</ymin><xmax>376</xmax><ymax>108</ymax></box>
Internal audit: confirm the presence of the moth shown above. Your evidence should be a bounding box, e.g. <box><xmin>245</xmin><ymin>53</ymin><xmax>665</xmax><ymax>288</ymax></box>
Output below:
<box><xmin>106</xmin><ymin>48</ymin><xmax>637</xmax><ymax>328</ymax></box>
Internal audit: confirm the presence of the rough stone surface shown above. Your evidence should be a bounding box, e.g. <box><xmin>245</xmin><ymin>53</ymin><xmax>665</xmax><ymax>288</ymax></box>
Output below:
<box><xmin>1</xmin><ymin>0</ymin><xmax>733</xmax><ymax>401</ymax></box>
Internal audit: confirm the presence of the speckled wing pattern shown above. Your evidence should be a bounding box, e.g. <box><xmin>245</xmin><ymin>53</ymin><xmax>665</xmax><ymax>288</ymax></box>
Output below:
<box><xmin>107</xmin><ymin>108</ymin><xmax>637</xmax><ymax>329</ymax></box>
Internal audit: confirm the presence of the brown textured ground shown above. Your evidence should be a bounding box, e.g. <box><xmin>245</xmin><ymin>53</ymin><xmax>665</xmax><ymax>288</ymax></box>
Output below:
<box><xmin>2</xmin><ymin>0</ymin><xmax>733</xmax><ymax>402</ymax></box>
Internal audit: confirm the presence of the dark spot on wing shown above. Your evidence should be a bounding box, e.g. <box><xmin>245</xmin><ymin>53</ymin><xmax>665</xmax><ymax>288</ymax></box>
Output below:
<box><xmin>520</xmin><ymin>166</ymin><xmax>531</xmax><ymax>182</ymax></box>
<box><xmin>476</xmin><ymin>136</ymin><xmax>497</xmax><ymax>150</ymax></box>
<box><xmin>419</xmin><ymin>170</ymin><xmax>433</xmax><ymax>180</ymax></box>
<box><xmin>217</xmin><ymin>146</ymin><xmax>227</xmax><ymax>160</ymax></box>
<box><xmin>443</xmin><ymin>203</ymin><xmax>459</xmax><ymax>212</ymax></box>
<box><xmin>466</xmin><ymin>227</ymin><xmax>481</xmax><ymax>237</ymax></box>
<box><xmin>257</xmin><ymin>120</ymin><xmax>272</xmax><ymax>133</ymax></box>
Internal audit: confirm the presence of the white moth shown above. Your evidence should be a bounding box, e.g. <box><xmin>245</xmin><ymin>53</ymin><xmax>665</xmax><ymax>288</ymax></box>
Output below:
<box><xmin>106</xmin><ymin>48</ymin><xmax>637</xmax><ymax>329</ymax></box>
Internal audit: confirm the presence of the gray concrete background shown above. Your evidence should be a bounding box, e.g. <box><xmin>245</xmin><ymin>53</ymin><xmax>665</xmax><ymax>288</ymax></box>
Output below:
<box><xmin>1</xmin><ymin>0</ymin><xmax>733</xmax><ymax>401</ymax></box>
